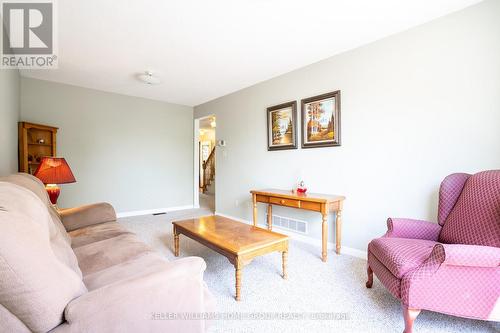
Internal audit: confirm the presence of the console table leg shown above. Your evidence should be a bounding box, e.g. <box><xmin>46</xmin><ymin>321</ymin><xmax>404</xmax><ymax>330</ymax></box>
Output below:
<box><xmin>336</xmin><ymin>208</ymin><xmax>343</xmax><ymax>255</ymax></box>
<box><xmin>282</xmin><ymin>251</ymin><xmax>288</xmax><ymax>279</ymax></box>
<box><xmin>321</xmin><ymin>213</ymin><xmax>328</xmax><ymax>262</ymax></box>
<box><xmin>267</xmin><ymin>204</ymin><xmax>273</xmax><ymax>230</ymax></box>
<box><xmin>235</xmin><ymin>266</ymin><xmax>242</xmax><ymax>301</ymax></box>
<box><xmin>252</xmin><ymin>194</ymin><xmax>257</xmax><ymax>227</ymax></box>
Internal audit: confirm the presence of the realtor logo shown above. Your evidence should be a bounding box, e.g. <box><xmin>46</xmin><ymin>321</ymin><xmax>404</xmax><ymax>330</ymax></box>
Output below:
<box><xmin>1</xmin><ymin>0</ymin><xmax>57</xmax><ymax>68</ymax></box>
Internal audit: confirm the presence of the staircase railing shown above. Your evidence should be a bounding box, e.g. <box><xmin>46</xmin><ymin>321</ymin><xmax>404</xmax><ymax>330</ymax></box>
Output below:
<box><xmin>202</xmin><ymin>147</ymin><xmax>215</xmax><ymax>193</ymax></box>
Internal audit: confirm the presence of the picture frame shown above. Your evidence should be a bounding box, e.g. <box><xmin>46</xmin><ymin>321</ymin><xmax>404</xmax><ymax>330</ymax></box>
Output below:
<box><xmin>267</xmin><ymin>101</ymin><xmax>298</xmax><ymax>151</ymax></box>
<box><xmin>301</xmin><ymin>90</ymin><xmax>341</xmax><ymax>148</ymax></box>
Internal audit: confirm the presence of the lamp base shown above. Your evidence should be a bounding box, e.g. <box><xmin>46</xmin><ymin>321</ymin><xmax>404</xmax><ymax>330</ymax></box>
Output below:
<box><xmin>45</xmin><ymin>184</ymin><xmax>61</xmax><ymax>205</ymax></box>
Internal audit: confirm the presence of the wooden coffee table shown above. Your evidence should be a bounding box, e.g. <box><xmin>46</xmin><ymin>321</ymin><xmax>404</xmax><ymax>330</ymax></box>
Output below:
<box><xmin>172</xmin><ymin>215</ymin><xmax>289</xmax><ymax>301</ymax></box>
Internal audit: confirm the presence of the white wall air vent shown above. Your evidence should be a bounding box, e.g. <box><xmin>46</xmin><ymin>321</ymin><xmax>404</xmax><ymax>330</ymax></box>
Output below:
<box><xmin>272</xmin><ymin>215</ymin><xmax>307</xmax><ymax>234</ymax></box>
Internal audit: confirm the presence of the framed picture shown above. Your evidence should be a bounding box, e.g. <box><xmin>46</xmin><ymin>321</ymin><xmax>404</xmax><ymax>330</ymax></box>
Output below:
<box><xmin>267</xmin><ymin>101</ymin><xmax>298</xmax><ymax>151</ymax></box>
<box><xmin>301</xmin><ymin>90</ymin><xmax>341</xmax><ymax>148</ymax></box>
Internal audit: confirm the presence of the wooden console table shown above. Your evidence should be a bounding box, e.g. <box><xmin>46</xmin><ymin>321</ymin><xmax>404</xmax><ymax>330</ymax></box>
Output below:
<box><xmin>250</xmin><ymin>189</ymin><xmax>345</xmax><ymax>262</ymax></box>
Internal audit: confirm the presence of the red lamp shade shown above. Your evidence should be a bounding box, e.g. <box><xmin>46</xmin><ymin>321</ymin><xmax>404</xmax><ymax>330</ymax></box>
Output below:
<box><xmin>34</xmin><ymin>157</ymin><xmax>76</xmax><ymax>205</ymax></box>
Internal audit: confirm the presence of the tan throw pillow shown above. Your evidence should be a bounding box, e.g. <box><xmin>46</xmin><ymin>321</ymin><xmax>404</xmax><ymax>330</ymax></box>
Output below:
<box><xmin>0</xmin><ymin>182</ymin><xmax>87</xmax><ymax>332</ymax></box>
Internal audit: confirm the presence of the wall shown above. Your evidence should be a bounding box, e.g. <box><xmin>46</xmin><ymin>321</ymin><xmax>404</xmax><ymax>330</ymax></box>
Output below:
<box><xmin>0</xmin><ymin>69</ymin><xmax>20</xmax><ymax>176</ymax></box>
<box><xmin>21</xmin><ymin>78</ymin><xmax>194</xmax><ymax>213</ymax></box>
<box><xmin>194</xmin><ymin>0</ymin><xmax>500</xmax><ymax>252</ymax></box>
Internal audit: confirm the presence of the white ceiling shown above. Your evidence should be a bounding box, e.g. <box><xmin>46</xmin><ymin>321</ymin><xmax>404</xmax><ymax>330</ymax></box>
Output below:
<box><xmin>21</xmin><ymin>0</ymin><xmax>482</xmax><ymax>106</ymax></box>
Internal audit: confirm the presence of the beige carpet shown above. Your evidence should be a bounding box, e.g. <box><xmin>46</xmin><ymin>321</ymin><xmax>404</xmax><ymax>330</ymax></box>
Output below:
<box><xmin>119</xmin><ymin>208</ymin><xmax>498</xmax><ymax>333</ymax></box>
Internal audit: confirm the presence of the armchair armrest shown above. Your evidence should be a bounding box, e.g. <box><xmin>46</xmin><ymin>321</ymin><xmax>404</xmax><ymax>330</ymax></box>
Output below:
<box><xmin>431</xmin><ymin>244</ymin><xmax>500</xmax><ymax>268</ymax></box>
<box><xmin>64</xmin><ymin>257</ymin><xmax>214</xmax><ymax>333</ymax></box>
<box><xmin>58</xmin><ymin>202</ymin><xmax>116</xmax><ymax>232</ymax></box>
<box><xmin>385</xmin><ymin>218</ymin><xmax>442</xmax><ymax>241</ymax></box>
<box><xmin>401</xmin><ymin>244</ymin><xmax>500</xmax><ymax>319</ymax></box>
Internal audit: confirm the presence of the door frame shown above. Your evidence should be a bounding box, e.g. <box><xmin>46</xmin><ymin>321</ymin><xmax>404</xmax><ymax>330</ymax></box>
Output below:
<box><xmin>193</xmin><ymin>115</ymin><xmax>215</xmax><ymax>209</ymax></box>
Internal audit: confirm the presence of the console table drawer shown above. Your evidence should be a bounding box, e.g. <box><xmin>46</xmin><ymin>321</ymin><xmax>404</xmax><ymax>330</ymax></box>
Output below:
<box><xmin>269</xmin><ymin>196</ymin><xmax>301</xmax><ymax>208</ymax></box>
<box><xmin>300</xmin><ymin>201</ymin><xmax>322</xmax><ymax>212</ymax></box>
<box><xmin>255</xmin><ymin>195</ymin><xmax>269</xmax><ymax>203</ymax></box>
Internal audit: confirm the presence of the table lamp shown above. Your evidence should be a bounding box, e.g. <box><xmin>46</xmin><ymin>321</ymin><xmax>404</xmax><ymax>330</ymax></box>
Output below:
<box><xmin>34</xmin><ymin>157</ymin><xmax>76</xmax><ymax>205</ymax></box>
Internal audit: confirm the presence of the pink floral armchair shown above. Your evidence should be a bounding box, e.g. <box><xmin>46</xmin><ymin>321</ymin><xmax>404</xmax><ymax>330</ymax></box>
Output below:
<box><xmin>366</xmin><ymin>170</ymin><xmax>500</xmax><ymax>333</ymax></box>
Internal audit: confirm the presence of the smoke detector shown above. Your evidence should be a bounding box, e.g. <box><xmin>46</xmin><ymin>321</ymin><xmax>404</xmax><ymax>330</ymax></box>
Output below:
<box><xmin>137</xmin><ymin>71</ymin><xmax>161</xmax><ymax>85</ymax></box>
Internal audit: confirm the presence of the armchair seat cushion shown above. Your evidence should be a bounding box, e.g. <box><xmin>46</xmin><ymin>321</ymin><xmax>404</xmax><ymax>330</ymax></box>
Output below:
<box><xmin>369</xmin><ymin>237</ymin><xmax>437</xmax><ymax>278</ymax></box>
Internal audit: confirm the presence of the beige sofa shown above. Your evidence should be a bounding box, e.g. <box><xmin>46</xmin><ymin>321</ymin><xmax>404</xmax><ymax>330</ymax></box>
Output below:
<box><xmin>0</xmin><ymin>173</ymin><xmax>215</xmax><ymax>333</ymax></box>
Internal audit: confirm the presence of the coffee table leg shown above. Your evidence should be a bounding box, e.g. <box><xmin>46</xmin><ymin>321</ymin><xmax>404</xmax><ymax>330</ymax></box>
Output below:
<box><xmin>282</xmin><ymin>251</ymin><xmax>288</xmax><ymax>279</ymax></box>
<box><xmin>173</xmin><ymin>227</ymin><xmax>179</xmax><ymax>257</ymax></box>
<box><xmin>235</xmin><ymin>265</ymin><xmax>242</xmax><ymax>301</ymax></box>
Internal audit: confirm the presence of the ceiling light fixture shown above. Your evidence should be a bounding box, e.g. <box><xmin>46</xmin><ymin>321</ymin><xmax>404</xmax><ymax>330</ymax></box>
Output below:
<box><xmin>137</xmin><ymin>71</ymin><xmax>161</xmax><ymax>85</ymax></box>
<box><xmin>210</xmin><ymin>119</ymin><xmax>216</xmax><ymax>128</ymax></box>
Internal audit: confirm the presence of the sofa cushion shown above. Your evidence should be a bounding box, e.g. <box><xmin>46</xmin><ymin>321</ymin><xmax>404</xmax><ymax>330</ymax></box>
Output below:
<box><xmin>0</xmin><ymin>182</ymin><xmax>87</xmax><ymax>332</ymax></box>
<box><xmin>0</xmin><ymin>174</ymin><xmax>83</xmax><ymax>279</ymax></box>
<box><xmin>439</xmin><ymin>170</ymin><xmax>500</xmax><ymax>247</ymax></box>
<box><xmin>63</xmin><ymin>257</ymin><xmax>212</xmax><ymax>333</ymax></box>
<box><xmin>69</xmin><ymin>221</ymin><xmax>133</xmax><ymax>248</ymax></box>
<box><xmin>83</xmin><ymin>252</ymin><xmax>169</xmax><ymax>291</ymax></box>
<box><xmin>368</xmin><ymin>237</ymin><xmax>437</xmax><ymax>278</ymax></box>
<box><xmin>0</xmin><ymin>173</ymin><xmax>71</xmax><ymax>245</ymax></box>
<box><xmin>0</xmin><ymin>304</ymin><xmax>30</xmax><ymax>333</ymax></box>
<box><xmin>73</xmin><ymin>234</ymin><xmax>153</xmax><ymax>276</ymax></box>
<box><xmin>0</xmin><ymin>173</ymin><xmax>51</xmax><ymax>205</ymax></box>
<box><xmin>59</xmin><ymin>203</ymin><xmax>117</xmax><ymax>232</ymax></box>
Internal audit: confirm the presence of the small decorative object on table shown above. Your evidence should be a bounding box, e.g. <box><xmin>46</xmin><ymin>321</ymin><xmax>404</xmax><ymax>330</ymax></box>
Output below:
<box><xmin>296</xmin><ymin>180</ymin><xmax>307</xmax><ymax>193</ymax></box>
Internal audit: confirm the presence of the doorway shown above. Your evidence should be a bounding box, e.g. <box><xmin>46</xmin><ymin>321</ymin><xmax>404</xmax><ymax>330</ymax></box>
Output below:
<box><xmin>194</xmin><ymin>115</ymin><xmax>216</xmax><ymax>212</ymax></box>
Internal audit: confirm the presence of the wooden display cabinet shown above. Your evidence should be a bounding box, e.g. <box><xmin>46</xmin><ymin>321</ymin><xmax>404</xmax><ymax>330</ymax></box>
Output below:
<box><xmin>18</xmin><ymin>122</ymin><xmax>58</xmax><ymax>175</ymax></box>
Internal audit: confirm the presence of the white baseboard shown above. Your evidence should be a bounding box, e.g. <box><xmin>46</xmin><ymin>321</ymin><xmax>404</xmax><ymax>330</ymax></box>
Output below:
<box><xmin>341</xmin><ymin>246</ymin><xmax>368</xmax><ymax>259</ymax></box>
<box><xmin>117</xmin><ymin>205</ymin><xmax>194</xmax><ymax>218</ymax></box>
<box><xmin>215</xmin><ymin>212</ymin><xmax>367</xmax><ymax>260</ymax></box>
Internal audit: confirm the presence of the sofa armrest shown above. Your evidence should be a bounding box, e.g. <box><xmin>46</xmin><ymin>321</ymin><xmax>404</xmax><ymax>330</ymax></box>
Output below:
<box><xmin>431</xmin><ymin>244</ymin><xmax>500</xmax><ymax>268</ymax></box>
<box><xmin>64</xmin><ymin>257</ymin><xmax>214</xmax><ymax>333</ymax></box>
<box><xmin>58</xmin><ymin>202</ymin><xmax>116</xmax><ymax>232</ymax></box>
<box><xmin>385</xmin><ymin>218</ymin><xmax>442</xmax><ymax>241</ymax></box>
